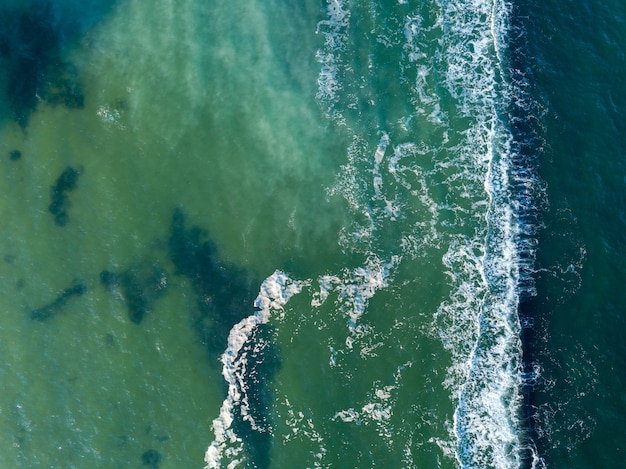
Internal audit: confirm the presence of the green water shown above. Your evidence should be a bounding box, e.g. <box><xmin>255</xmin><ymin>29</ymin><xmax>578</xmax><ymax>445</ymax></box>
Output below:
<box><xmin>4</xmin><ymin>0</ymin><xmax>625</xmax><ymax>467</ymax></box>
<box><xmin>1</xmin><ymin>0</ymin><xmax>465</xmax><ymax>465</ymax></box>
<box><xmin>0</xmin><ymin>0</ymin><xmax>488</xmax><ymax>465</ymax></box>
<box><xmin>0</xmin><ymin>0</ymin><xmax>351</xmax><ymax>466</ymax></box>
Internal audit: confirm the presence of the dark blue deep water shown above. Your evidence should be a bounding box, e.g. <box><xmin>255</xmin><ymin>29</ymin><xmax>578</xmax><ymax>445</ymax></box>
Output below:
<box><xmin>519</xmin><ymin>0</ymin><xmax>626</xmax><ymax>467</ymax></box>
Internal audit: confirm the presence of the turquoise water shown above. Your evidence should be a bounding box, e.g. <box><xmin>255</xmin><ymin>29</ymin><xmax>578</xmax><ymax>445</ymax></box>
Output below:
<box><xmin>0</xmin><ymin>0</ymin><xmax>624</xmax><ymax>467</ymax></box>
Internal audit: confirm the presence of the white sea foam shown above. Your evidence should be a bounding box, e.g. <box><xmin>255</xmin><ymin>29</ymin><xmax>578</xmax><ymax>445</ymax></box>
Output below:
<box><xmin>280</xmin><ymin>399</ymin><xmax>328</xmax><ymax>467</ymax></box>
<box><xmin>431</xmin><ymin>0</ymin><xmax>530</xmax><ymax>467</ymax></box>
<box><xmin>402</xmin><ymin>13</ymin><xmax>443</xmax><ymax>120</ymax></box>
<box><xmin>316</xmin><ymin>0</ymin><xmax>350</xmax><ymax>123</ymax></box>
<box><xmin>204</xmin><ymin>271</ymin><xmax>305</xmax><ymax>469</ymax></box>
<box><xmin>332</xmin><ymin>364</ymin><xmax>411</xmax><ymax>448</ymax></box>
<box><xmin>329</xmin><ymin>130</ymin><xmax>441</xmax><ymax>259</ymax></box>
<box><xmin>312</xmin><ymin>256</ymin><xmax>400</xmax><ymax>333</ymax></box>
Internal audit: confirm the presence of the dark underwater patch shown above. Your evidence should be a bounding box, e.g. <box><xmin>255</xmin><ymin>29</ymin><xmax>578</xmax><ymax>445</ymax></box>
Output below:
<box><xmin>100</xmin><ymin>262</ymin><xmax>168</xmax><ymax>324</ymax></box>
<box><xmin>0</xmin><ymin>0</ymin><xmax>121</xmax><ymax>128</ymax></box>
<box><xmin>9</xmin><ymin>150</ymin><xmax>21</xmax><ymax>161</ymax></box>
<box><xmin>31</xmin><ymin>283</ymin><xmax>87</xmax><ymax>321</ymax></box>
<box><xmin>49</xmin><ymin>166</ymin><xmax>81</xmax><ymax>226</ymax></box>
<box><xmin>0</xmin><ymin>3</ymin><xmax>86</xmax><ymax>127</ymax></box>
<box><xmin>168</xmin><ymin>208</ymin><xmax>258</xmax><ymax>360</ymax></box>
<box><xmin>44</xmin><ymin>60</ymin><xmax>84</xmax><ymax>109</ymax></box>
<box><xmin>141</xmin><ymin>449</ymin><xmax>161</xmax><ymax>468</ymax></box>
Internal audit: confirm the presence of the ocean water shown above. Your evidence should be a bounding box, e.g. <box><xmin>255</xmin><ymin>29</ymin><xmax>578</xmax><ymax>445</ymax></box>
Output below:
<box><xmin>0</xmin><ymin>0</ymin><xmax>624</xmax><ymax>468</ymax></box>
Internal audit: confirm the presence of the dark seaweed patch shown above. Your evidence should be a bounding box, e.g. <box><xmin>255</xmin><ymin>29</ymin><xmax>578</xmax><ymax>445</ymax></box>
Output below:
<box><xmin>100</xmin><ymin>263</ymin><xmax>168</xmax><ymax>324</ymax></box>
<box><xmin>0</xmin><ymin>3</ymin><xmax>60</xmax><ymax>126</ymax></box>
<box><xmin>141</xmin><ymin>449</ymin><xmax>161</xmax><ymax>468</ymax></box>
<box><xmin>9</xmin><ymin>150</ymin><xmax>21</xmax><ymax>161</ymax></box>
<box><xmin>104</xmin><ymin>332</ymin><xmax>115</xmax><ymax>348</ymax></box>
<box><xmin>49</xmin><ymin>166</ymin><xmax>80</xmax><ymax>226</ymax></box>
<box><xmin>31</xmin><ymin>283</ymin><xmax>87</xmax><ymax>321</ymax></box>
<box><xmin>168</xmin><ymin>208</ymin><xmax>257</xmax><ymax>359</ymax></box>
<box><xmin>44</xmin><ymin>61</ymin><xmax>84</xmax><ymax>109</ymax></box>
<box><xmin>99</xmin><ymin>270</ymin><xmax>117</xmax><ymax>288</ymax></box>
<box><xmin>0</xmin><ymin>3</ymin><xmax>85</xmax><ymax>127</ymax></box>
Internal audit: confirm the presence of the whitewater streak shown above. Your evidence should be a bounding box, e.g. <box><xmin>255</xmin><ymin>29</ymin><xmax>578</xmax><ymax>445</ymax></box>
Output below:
<box><xmin>204</xmin><ymin>271</ymin><xmax>306</xmax><ymax>468</ymax></box>
<box><xmin>436</xmin><ymin>0</ymin><xmax>540</xmax><ymax>467</ymax></box>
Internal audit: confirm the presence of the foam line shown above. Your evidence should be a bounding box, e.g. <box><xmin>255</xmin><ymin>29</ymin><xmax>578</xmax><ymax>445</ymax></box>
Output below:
<box><xmin>204</xmin><ymin>271</ymin><xmax>306</xmax><ymax>469</ymax></box>
<box><xmin>426</xmin><ymin>0</ymin><xmax>536</xmax><ymax>466</ymax></box>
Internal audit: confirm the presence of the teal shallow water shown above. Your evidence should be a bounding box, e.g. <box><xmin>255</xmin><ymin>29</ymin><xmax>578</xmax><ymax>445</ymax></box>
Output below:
<box><xmin>1</xmin><ymin>0</ymin><xmax>625</xmax><ymax>468</ymax></box>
